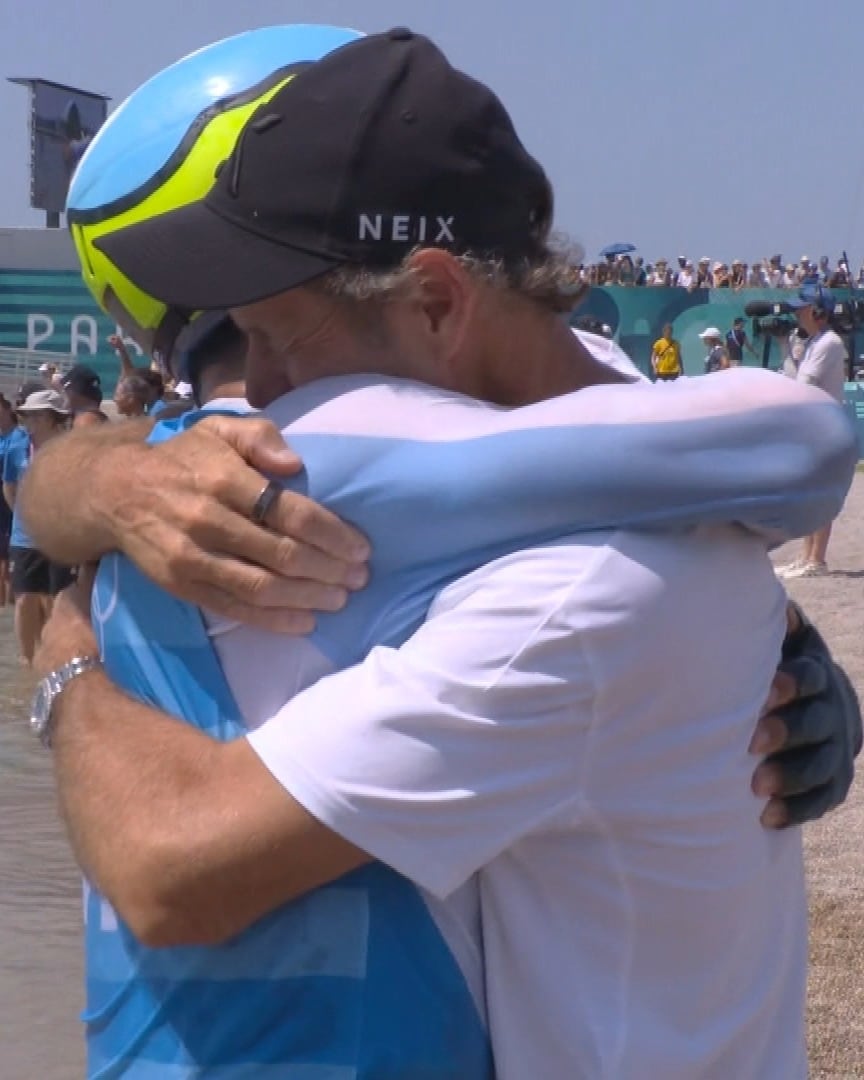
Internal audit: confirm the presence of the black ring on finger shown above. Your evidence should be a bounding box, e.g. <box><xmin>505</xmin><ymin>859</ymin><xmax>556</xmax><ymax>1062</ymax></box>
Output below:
<box><xmin>250</xmin><ymin>479</ymin><xmax>282</xmax><ymax>526</ymax></box>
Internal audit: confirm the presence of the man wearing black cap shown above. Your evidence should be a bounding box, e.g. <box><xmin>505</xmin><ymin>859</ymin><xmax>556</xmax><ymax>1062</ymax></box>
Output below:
<box><xmin>62</xmin><ymin>363</ymin><xmax>109</xmax><ymax>428</ymax></box>
<box><xmin>24</xmin><ymin>30</ymin><xmax>859</xmax><ymax>1079</ymax></box>
<box><xmin>177</xmin><ymin>313</ymin><xmax>247</xmax><ymax>407</ymax></box>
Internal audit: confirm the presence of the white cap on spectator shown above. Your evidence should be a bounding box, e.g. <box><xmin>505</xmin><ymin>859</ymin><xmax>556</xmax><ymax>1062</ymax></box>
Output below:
<box><xmin>699</xmin><ymin>327</ymin><xmax>724</xmax><ymax>341</ymax></box>
<box><xmin>16</xmin><ymin>389</ymin><xmax>70</xmax><ymax>415</ymax></box>
<box><xmin>37</xmin><ymin>363</ymin><xmax>51</xmax><ymax>374</ymax></box>
<box><xmin>699</xmin><ymin>256</ymin><xmax>710</xmax><ymax>264</ymax></box>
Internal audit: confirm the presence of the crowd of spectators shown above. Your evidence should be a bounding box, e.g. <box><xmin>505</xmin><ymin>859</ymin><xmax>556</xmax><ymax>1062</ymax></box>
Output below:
<box><xmin>581</xmin><ymin>252</ymin><xmax>861</xmax><ymax>290</ymax></box>
<box><xmin>30</xmin><ymin>337</ymin><xmax>195</xmax><ymax>424</ymax></box>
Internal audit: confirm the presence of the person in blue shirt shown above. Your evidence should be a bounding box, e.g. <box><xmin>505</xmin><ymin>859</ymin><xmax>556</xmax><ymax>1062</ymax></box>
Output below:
<box><xmin>0</xmin><ymin>394</ymin><xmax>28</xmax><ymax>606</ymax></box>
<box><xmin>4</xmin><ymin>390</ymin><xmax>76</xmax><ymax>664</ymax></box>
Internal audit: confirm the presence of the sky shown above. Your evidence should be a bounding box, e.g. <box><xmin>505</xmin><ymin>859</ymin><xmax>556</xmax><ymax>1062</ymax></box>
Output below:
<box><xmin>2</xmin><ymin>0</ymin><xmax>864</xmax><ymax>268</ymax></box>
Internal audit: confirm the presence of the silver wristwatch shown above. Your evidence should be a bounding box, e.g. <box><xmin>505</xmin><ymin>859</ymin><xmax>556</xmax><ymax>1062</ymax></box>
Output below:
<box><xmin>29</xmin><ymin>655</ymin><xmax>103</xmax><ymax>748</ymax></box>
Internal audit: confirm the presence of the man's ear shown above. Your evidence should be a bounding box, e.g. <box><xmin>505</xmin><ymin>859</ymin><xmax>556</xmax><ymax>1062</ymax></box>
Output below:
<box><xmin>405</xmin><ymin>249</ymin><xmax>475</xmax><ymax>355</ymax></box>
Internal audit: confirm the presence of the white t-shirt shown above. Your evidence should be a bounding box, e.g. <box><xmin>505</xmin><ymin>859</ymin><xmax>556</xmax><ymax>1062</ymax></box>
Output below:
<box><xmin>246</xmin><ymin>526</ymin><xmax>806</xmax><ymax>1080</ymax></box>
<box><xmin>797</xmin><ymin>328</ymin><xmax>847</xmax><ymax>403</ymax></box>
<box><xmin>198</xmin><ymin>353</ymin><xmax>841</xmax><ymax>1077</ymax></box>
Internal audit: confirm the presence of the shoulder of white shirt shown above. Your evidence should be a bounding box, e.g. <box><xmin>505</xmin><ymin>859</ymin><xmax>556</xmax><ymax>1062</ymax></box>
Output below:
<box><xmin>572</xmin><ymin>328</ymin><xmax>647</xmax><ymax>381</ymax></box>
<box><xmin>201</xmin><ymin>334</ymin><xmax>646</xmax><ymax>426</ymax></box>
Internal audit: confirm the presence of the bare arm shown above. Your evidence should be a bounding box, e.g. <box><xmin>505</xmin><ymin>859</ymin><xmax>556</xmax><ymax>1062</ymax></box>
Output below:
<box><xmin>40</xmin><ymin>578</ymin><xmax>368</xmax><ymax>947</ymax></box>
<box><xmin>38</xmin><ymin>561</ymin><xmax>860</xmax><ymax>947</ymax></box>
<box><xmin>108</xmin><ymin>334</ymin><xmax>141</xmax><ymax>378</ymax></box>
<box><xmin>19</xmin><ymin>414</ymin><xmax>370</xmax><ymax>633</ymax></box>
<box><xmin>3</xmin><ymin>482</ymin><xmax>16</xmax><ymax>510</ymax></box>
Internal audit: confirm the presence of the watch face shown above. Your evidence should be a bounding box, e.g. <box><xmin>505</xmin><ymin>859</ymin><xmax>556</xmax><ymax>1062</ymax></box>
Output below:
<box><xmin>29</xmin><ymin>679</ymin><xmax>51</xmax><ymax>739</ymax></box>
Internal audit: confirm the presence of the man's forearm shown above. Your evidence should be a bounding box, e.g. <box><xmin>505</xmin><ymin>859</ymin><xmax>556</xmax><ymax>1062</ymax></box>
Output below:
<box><xmin>53</xmin><ymin>670</ymin><xmax>243</xmax><ymax>942</ymax></box>
<box><xmin>19</xmin><ymin>419</ymin><xmax>153</xmax><ymax>562</ymax></box>
<box><xmin>52</xmin><ymin>668</ymin><xmax>365</xmax><ymax>946</ymax></box>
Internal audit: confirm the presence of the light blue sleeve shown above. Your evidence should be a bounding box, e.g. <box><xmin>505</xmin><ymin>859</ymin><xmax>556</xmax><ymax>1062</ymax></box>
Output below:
<box><xmin>148</xmin><ymin>373</ymin><xmax>857</xmax><ymax>667</ymax></box>
<box><xmin>3</xmin><ymin>440</ymin><xmax>28</xmax><ymax>484</ymax></box>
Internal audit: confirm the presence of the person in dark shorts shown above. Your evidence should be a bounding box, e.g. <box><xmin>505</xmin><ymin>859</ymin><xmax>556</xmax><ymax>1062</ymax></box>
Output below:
<box><xmin>725</xmin><ymin>317</ymin><xmax>758</xmax><ymax>367</ymax></box>
<box><xmin>4</xmin><ymin>390</ymin><xmax>74</xmax><ymax>664</ymax></box>
<box><xmin>0</xmin><ymin>394</ymin><xmax>28</xmax><ymax>605</ymax></box>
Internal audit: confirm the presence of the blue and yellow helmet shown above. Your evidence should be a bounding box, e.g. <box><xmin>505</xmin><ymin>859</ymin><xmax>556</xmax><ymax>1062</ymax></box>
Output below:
<box><xmin>66</xmin><ymin>24</ymin><xmax>361</xmax><ymax>369</ymax></box>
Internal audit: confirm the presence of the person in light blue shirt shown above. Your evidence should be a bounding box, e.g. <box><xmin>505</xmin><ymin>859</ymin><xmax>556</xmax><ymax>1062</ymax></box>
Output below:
<box><xmin>4</xmin><ymin>390</ymin><xmax>75</xmax><ymax>663</ymax></box>
<box><xmin>0</xmin><ymin>393</ymin><xmax>28</xmax><ymax>606</ymax></box>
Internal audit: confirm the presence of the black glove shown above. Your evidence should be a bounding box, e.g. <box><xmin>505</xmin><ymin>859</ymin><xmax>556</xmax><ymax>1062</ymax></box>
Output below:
<box><xmin>762</xmin><ymin>602</ymin><xmax>861</xmax><ymax>827</ymax></box>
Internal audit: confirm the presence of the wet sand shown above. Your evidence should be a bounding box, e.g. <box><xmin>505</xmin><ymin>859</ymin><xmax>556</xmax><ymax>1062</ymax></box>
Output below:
<box><xmin>0</xmin><ymin>477</ymin><xmax>861</xmax><ymax>1078</ymax></box>
<box><xmin>774</xmin><ymin>474</ymin><xmax>864</xmax><ymax>1077</ymax></box>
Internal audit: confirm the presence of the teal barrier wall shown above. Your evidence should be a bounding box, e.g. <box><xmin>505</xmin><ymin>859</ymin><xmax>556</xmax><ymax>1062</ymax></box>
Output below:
<box><xmin>0</xmin><ymin>271</ymin><xmax>862</xmax><ymax>454</ymax></box>
<box><xmin>0</xmin><ymin>268</ymin><xmax>139</xmax><ymax>389</ymax></box>
<box><xmin>574</xmin><ymin>286</ymin><xmax>864</xmax><ymax>456</ymax></box>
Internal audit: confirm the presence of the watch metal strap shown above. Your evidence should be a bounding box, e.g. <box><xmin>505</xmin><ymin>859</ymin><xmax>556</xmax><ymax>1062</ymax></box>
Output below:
<box><xmin>37</xmin><ymin>655</ymin><xmax>103</xmax><ymax>748</ymax></box>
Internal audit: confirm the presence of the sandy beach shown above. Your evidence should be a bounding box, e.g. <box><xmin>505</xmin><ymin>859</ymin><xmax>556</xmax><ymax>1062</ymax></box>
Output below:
<box><xmin>0</xmin><ymin>475</ymin><xmax>861</xmax><ymax>1079</ymax></box>
<box><xmin>774</xmin><ymin>472</ymin><xmax>864</xmax><ymax>1077</ymax></box>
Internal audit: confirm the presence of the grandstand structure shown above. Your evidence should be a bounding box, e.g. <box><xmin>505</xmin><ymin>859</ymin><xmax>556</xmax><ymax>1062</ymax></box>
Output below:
<box><xmin>0</xmin><ymin>345</ymin><xmax>70</xmax><ymax>399</ymax></box>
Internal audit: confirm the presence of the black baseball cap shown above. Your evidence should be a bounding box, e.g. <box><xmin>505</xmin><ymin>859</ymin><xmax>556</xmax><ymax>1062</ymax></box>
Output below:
<box><xmin>96</xmin><ymin>28</ymin><xmax>553</xmax><ymax>311</ymax></box>
<box><xmin>175</xmin><ymin>311</ymin><xmax>244</xmax><ymax>384</ymax></box>
<box><xmin>62</xmin><ymin>363</ymin><xmax>102</xmax><ymax>391</ymax></box>
<box><xmin>62</xmin><ymin>363</ymin><xmax>103</xmax><ymax>404</ymax></box>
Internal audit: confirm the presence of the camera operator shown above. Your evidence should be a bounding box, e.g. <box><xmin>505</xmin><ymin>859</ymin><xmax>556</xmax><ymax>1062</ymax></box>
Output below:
<box><xmin>776</xmin><ymin>285</ymin><xmax>848</xmax><ymax>579</ymax></box>
<box><xmin>778</xmin><ymin>324</ymin><xmax>807</xmax><ymax>378</ymax></box>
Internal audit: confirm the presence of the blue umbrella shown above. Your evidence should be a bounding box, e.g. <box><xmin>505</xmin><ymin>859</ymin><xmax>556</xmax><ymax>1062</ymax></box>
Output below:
<box><xmin>599</xmin><ymin>242</ymin><xmax>637</xmax><ymax>258</ymax></box>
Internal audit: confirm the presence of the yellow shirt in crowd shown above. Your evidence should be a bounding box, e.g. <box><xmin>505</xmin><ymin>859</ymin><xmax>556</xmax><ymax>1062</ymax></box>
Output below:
<box><xmin>652</xmin><ymin>336</ymin><xmax>682</xmax><ymax>375</ymax></box>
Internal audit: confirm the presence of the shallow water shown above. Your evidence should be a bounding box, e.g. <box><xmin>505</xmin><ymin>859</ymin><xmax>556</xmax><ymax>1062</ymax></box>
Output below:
<box><xmin>0</xmin><ymin>609</ymin><xmax>84</xmax><ymax>1078</ymax></box>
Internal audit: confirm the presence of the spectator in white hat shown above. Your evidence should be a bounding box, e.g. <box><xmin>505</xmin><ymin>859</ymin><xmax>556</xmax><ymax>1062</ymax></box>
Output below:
<box><xmin>712</xmin><ymin>262</ymin><xmax>731</xmax><ymax>288</ymax></box>
<box><xmin>673</xmin><ymin>259</ymin><xmax>695</xmax><ymax>289</ymax></box>
<box><xmin>3</xmin><ymin>390</ymin><xmax>74</xmax><ymax>664</ymax></box>
<box><xmin>698</xmin><ymin>328</ymin><xmax>729</xmax><ymax>373</ymax></box>
<box><xmin>695</xmin><ymin>257</ymin><xmax>712</xmax><ymax>289</ymax></box>
<box><xmin>648</xmin><ymin>258</ymin><xmax>670</xmax><ymax>286</ymax></box>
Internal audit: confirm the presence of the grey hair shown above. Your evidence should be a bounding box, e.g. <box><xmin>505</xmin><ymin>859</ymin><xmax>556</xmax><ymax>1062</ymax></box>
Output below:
<box><xmin>116</xmin><ymin>374</ymin><xmax>151</xmax><ymax>399</ymax></box>
<box><xmin>314</xmin><ymin>236</ymin><xmax>588</xmax><ymax>314</ymax></box>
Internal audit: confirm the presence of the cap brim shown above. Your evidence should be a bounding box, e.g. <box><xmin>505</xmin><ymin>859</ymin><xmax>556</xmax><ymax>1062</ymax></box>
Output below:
<box><xmin>785</xmin><ymin>297</ymin><xmax>811</xmax><ymax>309</ymax></box>
<box><xmin>95</xmin><ymin>202</ymin><xmax>343</xmax><ymax>310</ymax></box>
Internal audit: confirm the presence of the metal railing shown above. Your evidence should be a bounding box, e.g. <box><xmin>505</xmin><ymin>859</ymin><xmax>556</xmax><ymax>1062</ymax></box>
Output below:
<box><xmin>0</xmin><ymin>347</ymin><xmax>72</xmax><ymax>399</ymax></box>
